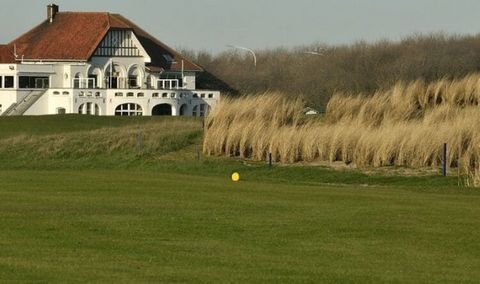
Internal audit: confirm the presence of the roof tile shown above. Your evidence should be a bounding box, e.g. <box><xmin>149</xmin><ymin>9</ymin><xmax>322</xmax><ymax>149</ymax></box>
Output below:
<box><xmin>2</xmin><ymin>11</ymin><xmax>201</xmax><ymax>72</ymax></box>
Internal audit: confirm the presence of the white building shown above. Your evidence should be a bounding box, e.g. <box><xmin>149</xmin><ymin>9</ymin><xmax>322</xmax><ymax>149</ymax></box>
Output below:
<box><xmin>0</xmin><ymin>4</ymin><xmax>220</xmax><ymax>116</ymax></box>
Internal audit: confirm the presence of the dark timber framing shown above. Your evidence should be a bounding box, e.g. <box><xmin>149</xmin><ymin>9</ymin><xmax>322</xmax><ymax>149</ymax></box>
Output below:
<box><xmin>94</xmin><ymin>29</ymin><xmax>141</xmax><ymax>57</ymax></box>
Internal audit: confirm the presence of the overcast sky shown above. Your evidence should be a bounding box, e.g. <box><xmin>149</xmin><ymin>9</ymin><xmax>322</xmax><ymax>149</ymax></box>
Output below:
<box><xmin>1</xmin><ymin>0</ymin><xmax>480</xmax><ymax>53</ymax></box>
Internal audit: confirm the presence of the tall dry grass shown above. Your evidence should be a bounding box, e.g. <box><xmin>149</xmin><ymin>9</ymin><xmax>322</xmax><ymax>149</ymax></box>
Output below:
<box><xmin>203</xmin><ymin>75</ymin><xmax>480</xmax><ymax>185</ymax></box>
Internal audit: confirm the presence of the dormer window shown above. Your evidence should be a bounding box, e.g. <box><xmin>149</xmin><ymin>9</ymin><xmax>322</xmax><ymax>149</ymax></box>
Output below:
<box><xmin>162</xmin><ymin>54</ymin><xmax>175</xmax><ymax>63</ymax></box>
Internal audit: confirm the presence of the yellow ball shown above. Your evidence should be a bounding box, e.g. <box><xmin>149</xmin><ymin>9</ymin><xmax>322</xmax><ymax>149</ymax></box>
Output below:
<box><xmin>231</xmin><ymin>172</ymin><xmax>240</xmax><ymax>182</ymax></box>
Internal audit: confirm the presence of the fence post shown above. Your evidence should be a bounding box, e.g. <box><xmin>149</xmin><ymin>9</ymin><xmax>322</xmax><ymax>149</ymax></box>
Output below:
<box><xmin>443</xmin><ymin>143</ymin><xmax>447</xmax><ymax>177</ymax></box>
<box><xmin>269</xmin><ymin>152</ymin><xmax>272</xmax><ymax>168</ymax></box>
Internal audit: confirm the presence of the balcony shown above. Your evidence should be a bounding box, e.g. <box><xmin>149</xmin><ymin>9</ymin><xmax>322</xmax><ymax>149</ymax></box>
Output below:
<box><xmin>73</xmin><ymin>78</ymin><xmax>187</xmax><ymax>90</ymax></box>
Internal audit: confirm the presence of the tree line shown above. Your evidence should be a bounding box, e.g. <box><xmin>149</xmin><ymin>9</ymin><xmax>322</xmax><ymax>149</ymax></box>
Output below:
<box><xmin>187</xmin><ymin>33</ymin><xmax>480</xmax><ymax>109</ymax></box>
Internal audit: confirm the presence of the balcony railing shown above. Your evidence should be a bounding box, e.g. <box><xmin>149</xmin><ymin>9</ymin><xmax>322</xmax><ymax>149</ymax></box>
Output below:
<box><xmin>157</xmin><ymin>79</ymin><xmax>182</xmax><ymax>90</ymax></box>
<box><xmin>73</xmin><ymin>78</ymin><xmax>96</xmax><ymax>89</ymax></box>
<box><xmin>72</xmin><ymin>78</ymin><xmax>192</xmax><ymax>91</ymax></box>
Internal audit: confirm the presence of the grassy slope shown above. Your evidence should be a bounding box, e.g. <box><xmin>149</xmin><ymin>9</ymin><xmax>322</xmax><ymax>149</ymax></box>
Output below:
<box><xmin>0</xmin><ymin>116</ymin><xmax>479</xmax><ymax>282</ymax></box>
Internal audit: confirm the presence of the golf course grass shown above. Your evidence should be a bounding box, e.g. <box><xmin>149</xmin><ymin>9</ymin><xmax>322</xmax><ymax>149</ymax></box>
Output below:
<box><xmin>0</xmin><ymin>115</ymin><xmax>479</xmax><ymax>282</ymax></box>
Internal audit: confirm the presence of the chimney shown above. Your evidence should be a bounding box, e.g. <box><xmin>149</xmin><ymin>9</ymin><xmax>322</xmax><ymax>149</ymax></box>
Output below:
<box><xmin>47</xmin><ymin>4</ymin><xmax>59</xmax><ymax>23</ymax></box>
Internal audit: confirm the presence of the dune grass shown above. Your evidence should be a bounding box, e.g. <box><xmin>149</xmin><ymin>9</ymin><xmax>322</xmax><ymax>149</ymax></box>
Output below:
<box><xmin>203</xmin><ymin>76</ymin><xmax>480</xmax><ymax>185</ymax></box>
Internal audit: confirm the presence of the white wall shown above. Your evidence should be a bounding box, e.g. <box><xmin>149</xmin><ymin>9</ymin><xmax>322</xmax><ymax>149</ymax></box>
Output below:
<box><xmin>183</xmin><ymin>72</ymin><xmax>196</xmax><ymax>90</ymax></box>
<box><xmin>0</xmin><ymin>64</ymin><xmax>19</xmax><ymax>114</ymax></box>
<box><xmin>23</xmin><ymin>92</ymin><xmax>49</xmax><ymax>115</ymax></box>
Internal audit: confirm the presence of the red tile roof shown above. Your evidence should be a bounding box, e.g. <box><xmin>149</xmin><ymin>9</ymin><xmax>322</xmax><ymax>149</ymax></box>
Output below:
<box><xmin>3</xmin><ymin>12</ymin><xmax>202</xmax><ymax>72</ymax></box>
<box><xmin>0</xmin><ymin>45</ymin><xmax>15</xmax><ymax>63</ymax></box>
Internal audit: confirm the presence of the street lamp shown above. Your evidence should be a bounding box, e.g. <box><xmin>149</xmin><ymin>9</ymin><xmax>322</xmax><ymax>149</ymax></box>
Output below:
<box><xmin>226</xmin><ymin>44</ymin><xmax>257</xmax><ymax>67</ymax></box>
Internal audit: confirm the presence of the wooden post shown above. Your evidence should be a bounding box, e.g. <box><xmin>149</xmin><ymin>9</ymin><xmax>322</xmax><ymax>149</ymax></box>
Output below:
<box><xmin>443</xmin><ymin>143</ymin><xmax>447</xmax><ymax>177</ymax></box>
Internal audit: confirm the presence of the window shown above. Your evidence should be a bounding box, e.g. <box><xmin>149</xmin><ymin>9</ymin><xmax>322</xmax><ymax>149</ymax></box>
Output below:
<box><xmin>78</xmin><ymin>103</ymin><xmax>100</xmax><ymax>115</ymax></box>
<box><xmin>170</xmin><ymin>93</ymin><xmax>176</xmax><ymax>98</ymax></box>
<box><xmin>86</xmin><ymin>102</ymin><xmax>92</xmax><ymax>115</ymax></box>
<box><xmin>152</xmin><ymin>92</ymin><xmax>159</xmax><ymax>98</ymax></box>
<box><xmin>158</xmin><ymin>72</ymin><xmax>183</xmax><ymax>89</ymax></box>
<box><xmin>199</xmin><ymin>103</ymin><xmax>207</xmax><ymax>117</ymax></box>
<box><xmin>4</xmin><ymin>76</ymin><xmax>14</xmax><ymax>88</ymax></box>
<box><xmin>146</xmin><ymin>75</ymin><xmax>152</xmax><ymax>89</ymax></box>
<box><xmin>0</xmin><ymin>76</ymin><xmax>2</xmax><ymax>88</ymax></box>
<box><xmin>179</xmin><ymin>104</ymin><xmax>187</xmax><ymax>116</ymax></box>
<box><xmin>137</xmin><ymin>92</ymin><xmax>144</xmax><ymax>97</ymax></box>
<box><xmin>128</xmin><ymin>76</ymin><xmax>138</xmax><ymax>88</ymax></box>
<box><xmin>162</xmin><ymin>92</ymin><xmax>168</xmax><ymax>98</ymax></box>
<box><xmin>88</xmin><ymin>75</ymin><xmax>96</xmax><ymax>88</ymax></box>
<box><xmin>115</xmin><ymin>103</ymin><xmax>142</xmax><ymax>116</ymax></box>
<box><xmin>63</xmin><ymin>91</ymin><xmax>70</xmax><ymax>95</ymax></box>
<box><xmin>73</xmin><ymin>73</ymin><xmax>81</xmax><ymax>89</ymax></box>
<box><xmin>95</xmin><ymin>92</ymin><xmax>101</xmax><ymax>97</ymax></box>
<box><xmin>79</xmin><ymin>91</ymin><xmax>85</xmax><ymax>97</ymax></box>
<box><xmin>208</xmin><ymin>93</ymin><xmax>214</xmax><ymax>98</ymax></box>
<box><xmin>193</xmin><ymin>104</ymin><xmax>209</xmax><ymax>117</ymax></box>
<box><xmin>192</xmin><ymin>105</ymin><xmax>198</xmax><ymax>117</ymax></box>
<box><xmin>115</xmin><ymin>92</ymin><xmax>123</xmax><ymax>97</ymax></box>
<box><xmin>193</xmin><ymin>93</ymin><xmax>198</xmax><ymax>98</ymax></box>
<box><xmin>200</xmin><ymin>93</ymin><xmax>205</xmax><ymax>98</ymax></box>
<box><xmin>127</xmin><ymin>92</ymin><xmax>134</xmax><ymax>97</ymax></box>
<box><xmin>56</xmin><ymin>107</ymin><xmax>66</xmax><ymax>114</ymax></box>
<box><xmin>53</xmin><ymin>91</ymin><xmax>60</xmax><ymax>95</ymax></box>
<box><xmin>162</xmin><ymin>54</ymin><xmax>175</xmax><ymax>63</ymax></box>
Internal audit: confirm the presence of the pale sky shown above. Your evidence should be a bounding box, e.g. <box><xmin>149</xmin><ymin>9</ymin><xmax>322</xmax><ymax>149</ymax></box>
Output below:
<box><xmin>1</xmin><ymin>0</ymin><xmax>480</xmax><ymax>53</ymax></box>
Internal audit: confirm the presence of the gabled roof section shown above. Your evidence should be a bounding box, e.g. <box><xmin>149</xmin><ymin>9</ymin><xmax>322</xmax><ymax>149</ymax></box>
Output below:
<box><xmin>3</xmin><ymin>10</ymin><xmax>203</xmax><ymax>72</ymax></box>
<box><xmin>108</xmin><ymin>14</ymin><xmax>202</xmax><ymax>72</ymax></box>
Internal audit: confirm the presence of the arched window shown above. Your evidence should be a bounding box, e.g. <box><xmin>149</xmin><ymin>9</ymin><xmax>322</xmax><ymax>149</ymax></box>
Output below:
<box><xmin>73</xmin><ymin>73</ymin><xmax>82</xmax><ymax>89</ymax></box>
<box><xmin>179</xmin><ymin>104</ymin><xmax>188</xmax><ymax>116</ymax></box>
<box><xmin>152</xmin><ymin>104</ymin><xmax>172</xmax><ymax>116</ymax></box>
<box><xmin>192</xmin><ymin>104</ymin><xmax>209</xmax><ymax>117</ymax></box>
<box><xmin>146</xmin><ymin>75</ymin><xmax>153</xmax><ymax>89</ymax></box>
<box><xmin>128</xmin><ymin>66</ymin><xmax>143</xmax><ymax>88</ymax></box>
<box><xmin>199</xmin><ymin>103</ymin><xmax>209</xmax><ymax>117</ymax></box>
<box><xmin>105</xmin><ymin>63</ymin><xmax>126</xmax><ymax>89</ymax></box>
<box><xmin>88</xmin><ymin>67</ymin><xmax>102</xmax><ymax>88</ymax></box>
<box><xmin>192</xmin><ymin>105</ymin><xmax>198</xmax><ymax>117</ymax></box>
<box><xmin>94</xmin><ymin>104</ymin><xmax>100</xmax><ymax>115</ymax></box>
<box><xmin>78</xmin><ymin>103</ymin><xmax>100</xmax><ymax>115</ymax></box>
<box><xmin>115</xmin><ymin>103</ymin><xmax>142</xmax><ymax>116</ymax></box>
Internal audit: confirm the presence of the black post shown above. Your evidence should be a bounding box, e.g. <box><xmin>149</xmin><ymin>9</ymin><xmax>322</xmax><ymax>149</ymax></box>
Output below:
<box><xmin>268</xmin><ymin>152</ymin><xmax>272</xmax><ymax>168</ymax></box>
<box><xmin>443</xmin><ymin>143</ymin><xmax>447</xmax><ymax>177</ymax></box>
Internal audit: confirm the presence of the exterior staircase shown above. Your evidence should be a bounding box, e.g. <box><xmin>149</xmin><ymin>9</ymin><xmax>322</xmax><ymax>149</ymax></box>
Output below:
<box><xmin>1</xmin><ymin>90</ymin><xmax>47</xmax><ymax>116</ymax></box>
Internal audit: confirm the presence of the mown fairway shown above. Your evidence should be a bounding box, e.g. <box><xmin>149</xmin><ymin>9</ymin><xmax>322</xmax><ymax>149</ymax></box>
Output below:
<box><xmin>0</xmin><ymin>116</ymin><xmax>479</xmax><ymax>282</ymax></box>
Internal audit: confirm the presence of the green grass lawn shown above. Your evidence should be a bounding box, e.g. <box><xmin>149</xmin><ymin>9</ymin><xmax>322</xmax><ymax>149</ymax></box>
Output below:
<box><xmin>0</xmin><ymin>116</ymin><xmax>479</xmax><ymax>282</ymax></box>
